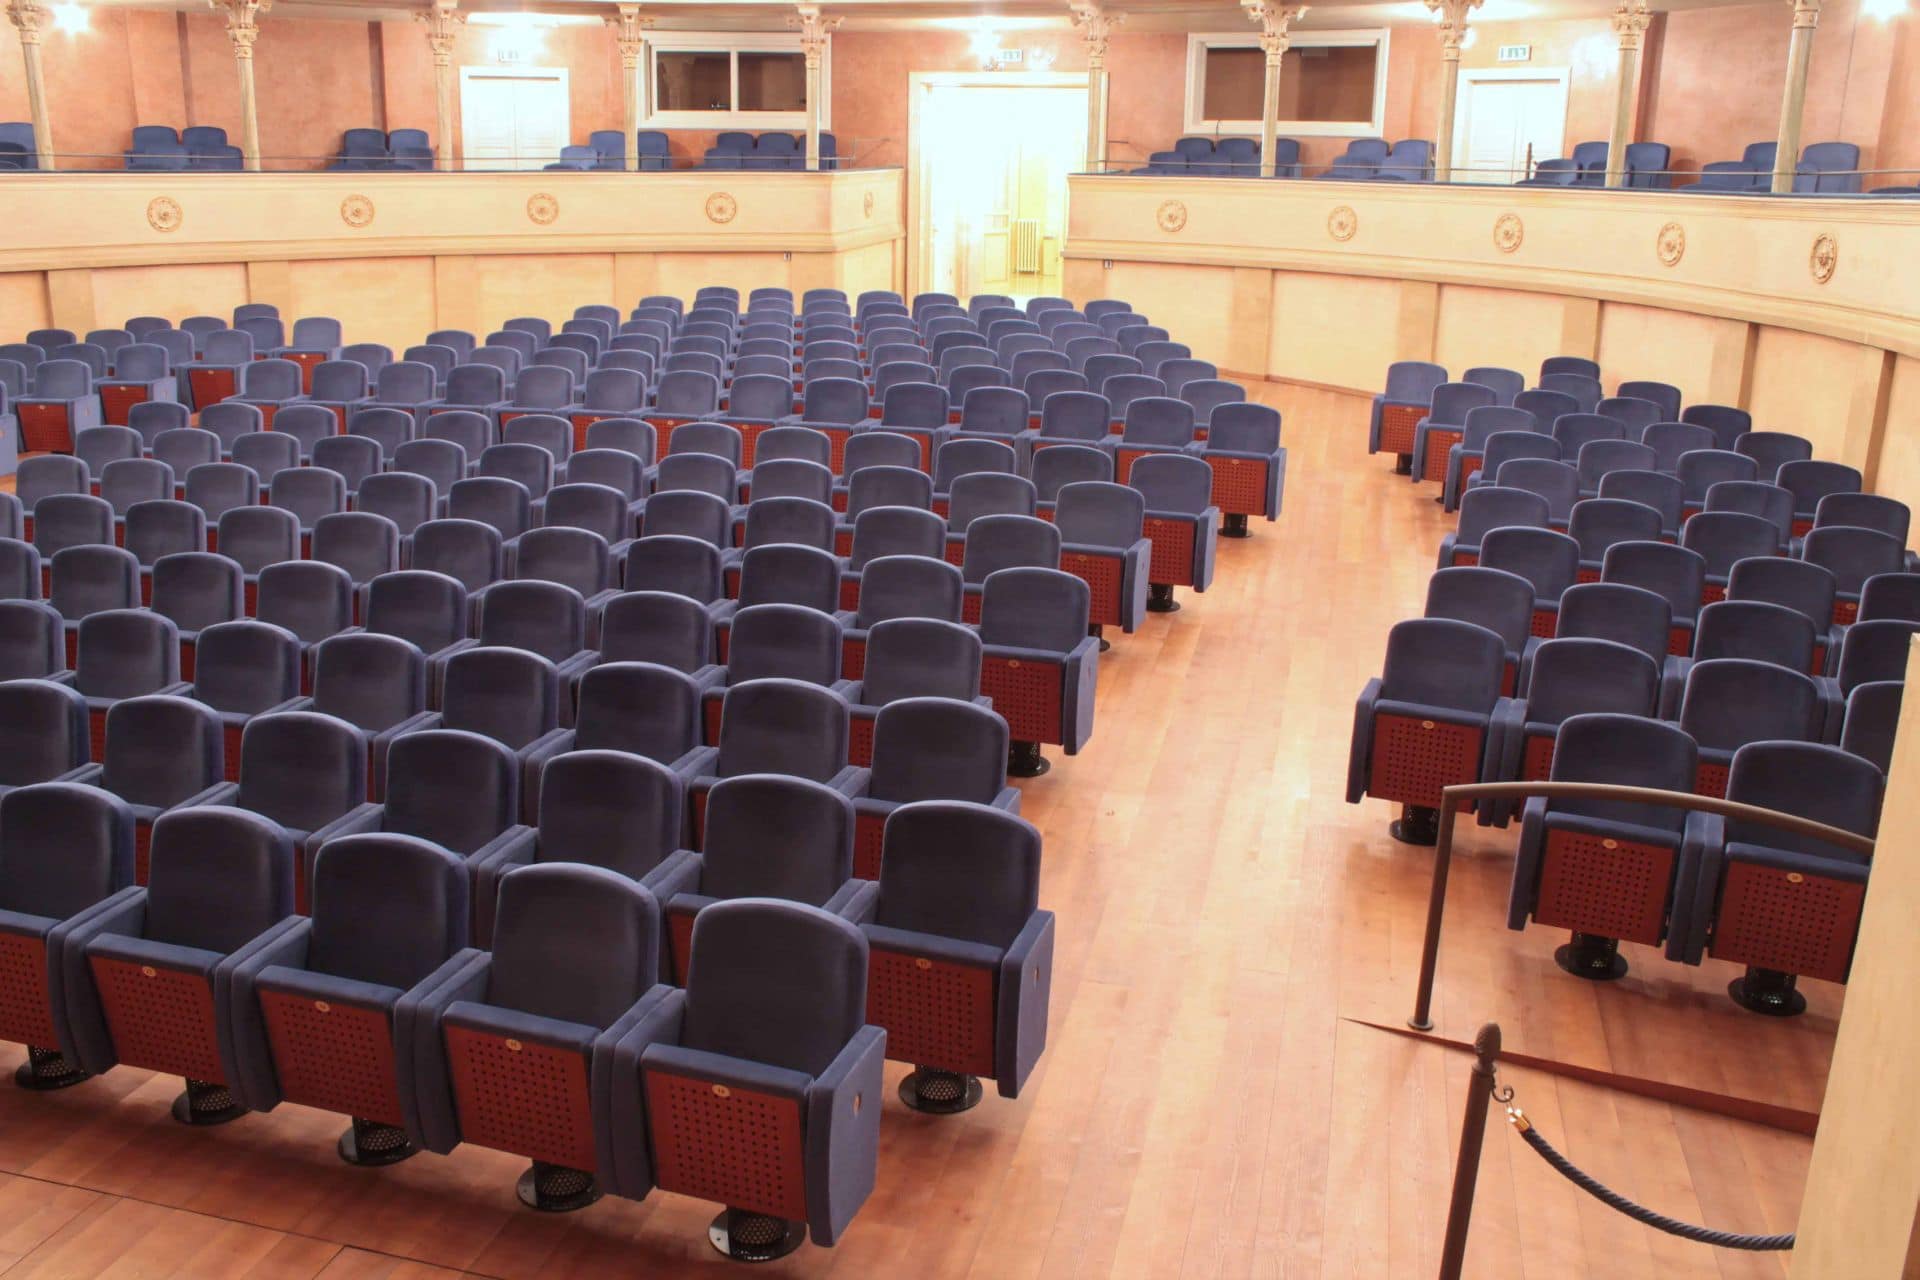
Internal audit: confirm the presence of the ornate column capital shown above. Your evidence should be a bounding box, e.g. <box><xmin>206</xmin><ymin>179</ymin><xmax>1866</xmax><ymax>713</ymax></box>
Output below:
<box><xmin>5</xmin><ymin>0</ymin><xmax>49</xmax><ymax>46</ymax></box>
<box><xmin>210</xmin><ymin>0</ymin><xmax>270</xmax><ymax>59</ymax></box>
<box><xmin>1788</xmin><ymin>0</ymin><xmax>1820</xmax><ymax>29</ymax></box>
<box><xmin>1070</xmin><ymin>3</ymin><xmax>1125</xmax><ymax>67</ymax></box>
<box><xmin>1609</xmin><ymin>0</ymin><xmax>1652</xmax><ymax>50</ymax></box>
<box><xmin>1425</xmin><ymin>0</ymin><xmax>1482</xmax><ymax>59</ymax></box>
<box><xmin>418</xmin><ymin>0</ymin><xmax>463</xmax><ymax>64</ymax></box>
<box><xmin>790</xmin><ymin>4</ymin><xmax>841</xmax><ymax>68</ymax></box>
<box><xmin>606</xmin><ymin>3</ymin><xmax>653</xmax><ymax>70</ymax></box>
<box><xmin>1241</xmin><ymin>2</ymin><xmax>1307</xmax><ymax>62</ymax></box>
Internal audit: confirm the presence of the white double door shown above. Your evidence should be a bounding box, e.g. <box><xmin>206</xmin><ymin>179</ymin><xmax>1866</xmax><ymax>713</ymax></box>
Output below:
<box><xmin>460</xmin><ymin>68</ymin><xmax>571</xmax><ymax>170</ymax></box>
<box><xmin>1451</xmin><ymin>69</ymin><xmax>1570</xmax><ymax>184</ymax></box>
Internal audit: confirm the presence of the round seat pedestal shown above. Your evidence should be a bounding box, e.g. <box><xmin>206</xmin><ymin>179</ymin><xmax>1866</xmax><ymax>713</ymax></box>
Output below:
<box><xmin>338</xmin><ymin>1116</ymin><xmax>416</xmax><ymax>1166</ymax></box>
<box><xmin>518</xmin><ymin>1160</ymin><xmax>603</xmax><ymax>1212</ymax></box>
<box><xmin>1146</xmin><ymin>584</ymin><xmax>1180</xmax><ymax>613</ymax></box>
<box><xmin>14</xmin><ymin>1045</ymin><xmax>88</xmax><ymax>1091</ymax></box>
<box><xmin>1089</xmin><ymin>624</ymin><xmax>1110</xmax><ymax>653</ymax></box>
<box><xmin>1007</xmin><ymin>740</ymin><xmax>1050</xmax><ymax>778</ymax></box>
<box><xmin>899</xmin><ymin>1066</ymin><xmax>983</xmax><ymax>1115</ymax></box>
<box><xmin>709</xmin><ymin>1208</ymin><xmax>806</xmax><ymax>1262</ymax></box>
<box><xmin>1555</xmin><ymin>932</ymin><xmax>1628</xmax><ymax>981</ymax></box>
<box><xmin>1221</xmin><ymin>514</ymin><xmax>1251</xmax><ymax>539</ymax></box>
<box><xmin>172</xmin><ymin>1077</ymin><xmax>247</xmax><ymax>1125</ymax></box>
<box><xmin>1729</xmin><ymin>967</ymin><xmax>1807</xmax><ymax>1017</ymax></box>
<box><xmin>1389</xmin><ymin>804</ymin><xmax>1439</xmax><ymax>847</ymax></box>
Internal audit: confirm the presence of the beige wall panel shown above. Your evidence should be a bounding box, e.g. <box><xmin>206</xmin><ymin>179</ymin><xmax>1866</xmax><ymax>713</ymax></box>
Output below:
<box><xmin>1596</xmin><ymin>303</ymin><xmax>1749</xmax><ymax>406</ymax></box>
<box><xmin>1873</xmin><ymin>356</ymin><xmax>1920</xmax><ymax>510</ymax></box>
<box><xmin>613</xmin><ymin>255</ymin><xmax>659</xmax><ymax>310</ymax></box>
<box><xmin>1103</xmin><ymin>261</ymin><xmax>1235</xmax><ymax>369</ymax></box>
<box><xmin>286</xmin><ymin>257</ymin><xmax>437</xmax><ymax>357</ymax></box>
<box><xmin>86</xmin><ymin>263</ymin><xmax>251</xmax><ymax>330</ymax></box>
<box><xmin>1268</xmin><ymin>272</ymin><xmax>1403</xmax><ymax>391</ymax></box>
<box><xmin>652</xmin><ymin>254</ymin><xmax>794</xmax><ymax>302</ymax></box>
<box><xmin>470</xmin><ymin>255</ymin><xmax>618</xmax><ymax>332</ymax></box>
<box><xmin>1748</xmin><ymin>326</ymin><xmax>1876</xmax><ymax>466</ymax></box>
<box><xmin>1434</xmin><ymin>286</ymin><xmax>1571</xmax><ymax>385</ymax></box>
<box><xmin>834</xmin><ymin>242</ymin><xmax>897</xmax><ymax>298</ymax></box>
<box><xmin>0</xmin><ymin>275</ymin><xmax>52</xmax><ymax>336</ymax></box>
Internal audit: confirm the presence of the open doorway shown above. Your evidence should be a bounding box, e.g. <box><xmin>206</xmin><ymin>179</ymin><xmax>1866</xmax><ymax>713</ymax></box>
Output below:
<box><xmin>908</xmin><ymin>73</ymin><xmax>1088</xmax><ymax>301</ymax></box>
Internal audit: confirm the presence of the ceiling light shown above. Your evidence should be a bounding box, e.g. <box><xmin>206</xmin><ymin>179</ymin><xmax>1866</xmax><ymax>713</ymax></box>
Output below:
<box><xmin>52</xmin><ymin>3</ymin><xmax>88</xmax><ymax>34</ymax></box>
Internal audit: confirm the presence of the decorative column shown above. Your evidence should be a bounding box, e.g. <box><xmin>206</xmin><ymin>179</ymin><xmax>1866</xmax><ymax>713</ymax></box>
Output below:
<box><xmin>1241</xmin><ymin>2</ymin><xmax>1306</xmax><ymax>179</ymax></box>
<box><xmin>5</xmin><ymin>1</ymin><xmax>54</xmax><ymax>170</ymax></box>
<box><xmin>1771</xmin><ymin>0</ymin><xmax>1821</xmax><ymax>194</ymax></box>
<box><xmin>791</xmin><ymin>5</ymin><xmax>840</xmax><ymax>171</ymax></box>
<box><xmin>420</xmin><ymin>0</ymin><xmax>463</xmax><ymax>172</ymax></box>
<box><xmin>1425</xmin><ymin>0</ymin><xmax>1481</xmax><ymax>182</ymax></box>
<box><xmin>1071</xmin><ymin>3</ymin><xmax>1124</xmax><ymax>173</ymax></box>
<box><xmin>210</xmin><ymin>0</ymin><xmax>270</xmax><ymax>171</ymax></box>
<box><xmin>606</xmin><ymin>5</ymin><xmax>653</xmax><ymax>172</ymax></box>
<box><xmin>1605</xmin><ymin>0</ymin><xmax>1650</xmax><ymax>187</ymax></box>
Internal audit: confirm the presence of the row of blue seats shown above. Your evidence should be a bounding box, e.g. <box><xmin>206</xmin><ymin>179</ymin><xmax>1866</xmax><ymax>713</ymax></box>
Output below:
<box><xmin>1350</xmin><ymin>352</ymin><xmax>1901</xmax><ymax>1018</ymax></box>
<box><xmin>701</xmin><ymin>131</ymin><xmax>840</xmax><ymax>170</ymax></box>
<box><xmin>121</xmin><ymin>124</ymin><xmax>244</xmax><ymax>171</ymax></box>
<box><xmin>0</xmin><ymin>728</ymin><xmax>1050</xmax><ymax>1256</ymax></box>
<box><xmin>0</xmin><ymin>284</ymin><xmax>1271</xmax><ymax>1262</ymax></box>
<box><xmin>1134</xmin><ymin>136</ymin><xmax>1434</xmax><ymax>181</ymax></box>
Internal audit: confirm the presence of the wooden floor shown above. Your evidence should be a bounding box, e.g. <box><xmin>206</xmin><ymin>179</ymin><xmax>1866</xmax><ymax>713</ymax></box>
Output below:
<box><xmin>0</xmin><ymin>385</ymin><xmax>1826</xmax><ymax>1278</ymax></box>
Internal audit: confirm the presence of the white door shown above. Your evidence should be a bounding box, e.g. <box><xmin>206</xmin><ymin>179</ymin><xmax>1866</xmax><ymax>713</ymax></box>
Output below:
<box><xmin>1452</xmin><ymin>71</ymin><xmax>1569</xmax><ymax>183</ymax></box>
<box><xmin>461</xmin><ymin>69</ymin><xmax>571</xmax><ymax>170</ymax></box>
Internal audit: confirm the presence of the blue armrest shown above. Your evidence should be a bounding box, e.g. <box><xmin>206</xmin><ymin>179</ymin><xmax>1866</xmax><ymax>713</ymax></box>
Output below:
<box><xmin>1347</xmin><ymin>677</ymin><xmax>1384</xmax><ymax>804</ymax></box>
<box><xmin>405</xmin><ymin>947</ymin><xmax>491</xmax><ymax>1153</ymax></box>
<box><xmin>998</xmin><ymin>910</ymin><xmax>1054</xmax><ymax>1098</ymax></box>
<box><xmin>824</xmin><ymin>877</ymin><xmax>879</xmax><ymax>925</ymax></box>
<box><xmin>1665</xmin><ymin>811</ymin><xmax>1724</xmax><ymax>963</ymax></box>
<box><xmin>804</xmin><ymin>1024</ymin><xmax>886</xmax><ymax>1245</ymax></box>
<box><xmin>46</xmin><ymin>886</ymin><xmax>145</xmax><ymax>1072</ymax></box>
<box><xmin>593</xmin><ymin>984</ymin><xmax>676</xmax><ymax>1198</ymax></box>
<box><xmin>224</xmin><ymin>918</ymin><xmax>315</xmax><ymax>1108</ymax></box>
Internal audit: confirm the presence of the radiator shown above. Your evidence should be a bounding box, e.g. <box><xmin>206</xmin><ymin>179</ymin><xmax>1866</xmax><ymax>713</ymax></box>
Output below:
<box><xmin>1012</xmin><ymin>218</ymin><xmax>1042</xmax><ymax>274</ymax></box>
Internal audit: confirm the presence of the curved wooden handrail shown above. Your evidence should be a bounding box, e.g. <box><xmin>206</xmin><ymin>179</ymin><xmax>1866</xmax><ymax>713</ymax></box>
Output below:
<box><xmin>1408</xmin><ymin>779</ymin><xmax>1877</xmax><ymax>1032</ymax></box>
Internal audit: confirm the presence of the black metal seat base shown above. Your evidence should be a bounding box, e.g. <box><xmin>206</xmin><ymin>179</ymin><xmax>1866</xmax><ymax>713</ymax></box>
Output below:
<box><xmin>1555</xmin><ymin>932</ymin><xmax>1629</xmax><ymax>981</ymax></box>
<box><xmin>1390</xmin><ymin>804</ymin><xmax>1440</xmax><ymax>846</ymax></box>
<box><xmin>1728</xmin><ymin>967</ymin><xmax>1806</xmax><ymax>1017</ymax></box>
<box><xmin>708</xmin><ymin>1207</ymin><xmax>806</xmax><ymax>1262</ymax></box>
<box><xmin>898</xmin><ymin>1067</ymin><xmax>983</xmax><ymax>1115</ymax></box>
<box><xmin>338</xmin><ymin>1116</ymin><xmax>416</xmax><ymax>1166</ymax></box>
<box><xmin>517</xmin><ymin>1160</ymin><xmax>602</xmax><ymax>1212</ymax></box>
<box><xmin>14</xmin><ymin>1045</ymin><xmax>89</xmax><ymax>1091</ymax></box>
<box><xmin>171</xmin><ymin>1077</ymin><xmax>247</xmax><ymax>1126</ymax></box>
<box><xmin>1007</xmin><ymin>740</ymin><xmax>1050</xmax><ymax>778</ymax></box>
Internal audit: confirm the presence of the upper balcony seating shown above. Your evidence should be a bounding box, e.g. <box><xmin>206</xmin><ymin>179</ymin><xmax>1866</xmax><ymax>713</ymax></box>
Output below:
<box><xmin>1</xmin><ymin>120</ymin><xmax>41</xmax><ymax>169</ymax></box>
<box><xmin>1676</xmin><ymin>141</ymin><xmax>1863</xmax><ymax>194</ymax></box>
<box><xmin>1520</xmin><ymin>141</ymin><xmax>1672</xmax><ymax>188</ymax></box>
<box><xmin>1136</xmin><ymin>136</ymin><xmax>1298</xmax><ymax>177</ymax></box>
<box><xmin>701</xmin><ymin>132</ymin><xmax>839</xmax><ymax>170</ymax></box>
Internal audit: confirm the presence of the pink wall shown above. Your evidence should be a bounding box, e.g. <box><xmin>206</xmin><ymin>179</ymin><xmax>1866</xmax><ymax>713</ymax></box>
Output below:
<box><xmin>1643</xmin><ymin>0</ymin><xmax>1890</xmax><ymax>173</ymax></box>
<box><xmin>0</xmin><ymin>4</ymin><xmax>1913</xmax><ymax>178</ymax></box>
<box><xmin>1875</xmin><ymin>16</ymin><xmax>1920</xmax><ymax>179</ymax></box>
